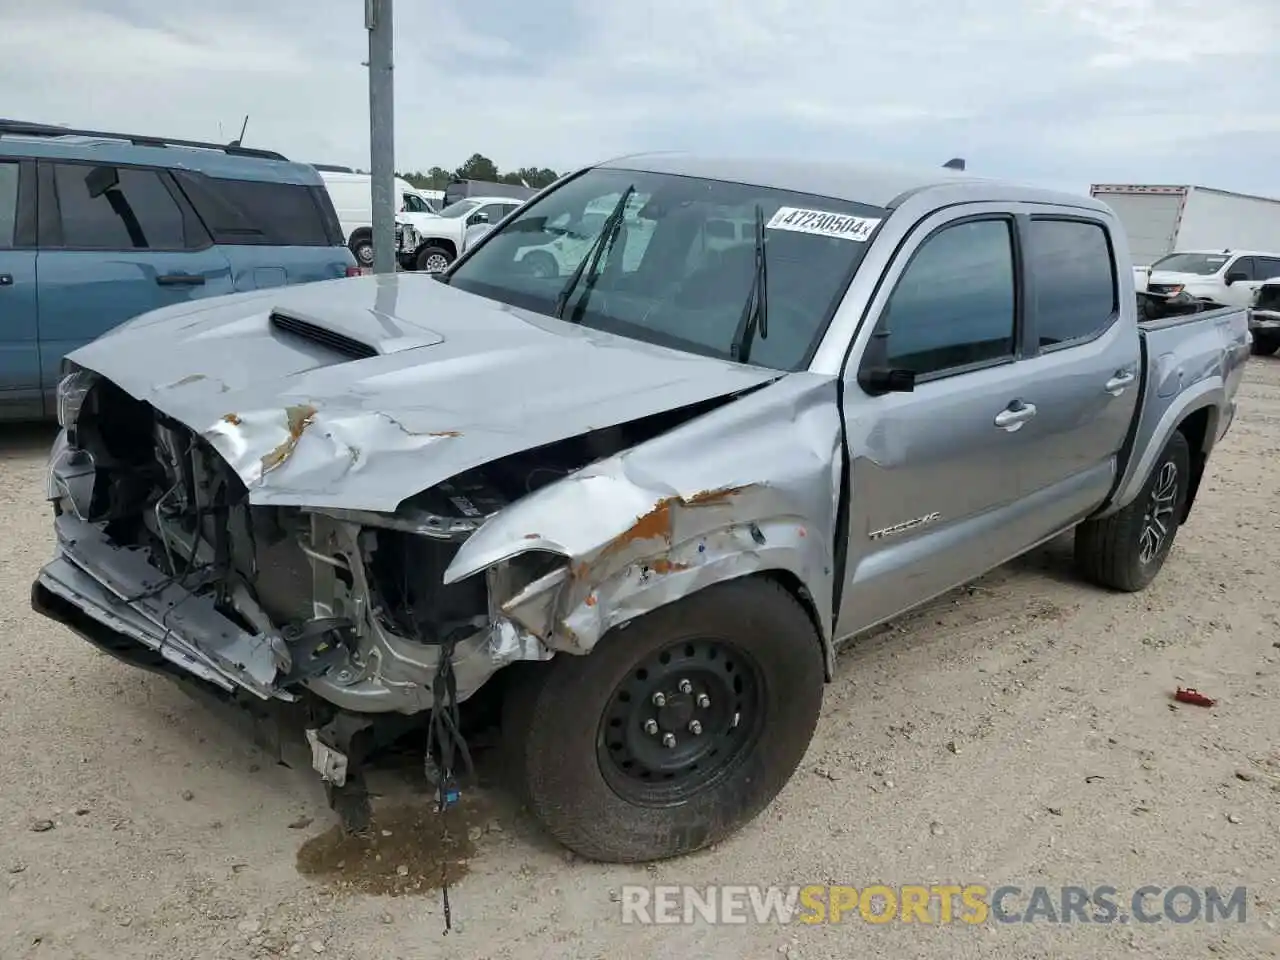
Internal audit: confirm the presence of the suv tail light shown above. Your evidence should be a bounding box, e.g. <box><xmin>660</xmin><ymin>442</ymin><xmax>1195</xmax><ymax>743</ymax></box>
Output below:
<box><xmin>344</xmin><ymin>266</ymin><xmax>362</xmax><ymax>278</ymax></box>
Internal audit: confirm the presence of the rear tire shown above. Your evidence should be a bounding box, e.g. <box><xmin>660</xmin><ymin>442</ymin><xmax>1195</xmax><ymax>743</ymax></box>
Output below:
<box><xmin>502</xmin><ymin>578</ymin><xmax>825</xmax><ymax>863</ymax></box>
<box><xmin>1250</xmin><ymin>334</ymin><xmax>1278</xmax><ymax>357</ymax></box>
<box><xmin>1074</xmin><ymin>430</ymin><xmax>1191</xmax><ymax>592</ymax></box>
<box><xmin>415</xmin><ymin>245</ymin><xmax>455</xmax><ymax>273</ymax></box>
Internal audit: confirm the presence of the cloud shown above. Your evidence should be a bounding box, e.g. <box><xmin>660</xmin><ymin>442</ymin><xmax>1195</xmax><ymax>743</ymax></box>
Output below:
<box><xmin>2</xmin><ymin>0</ymin><xmax>1278</xmax><ymax>196</ymax></box>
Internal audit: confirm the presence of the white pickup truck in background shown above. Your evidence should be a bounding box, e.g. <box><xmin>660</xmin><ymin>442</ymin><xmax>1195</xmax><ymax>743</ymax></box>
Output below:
<box><xmin>1142</xmin><ymin>250</ymin><xmax>1280</xmax><ymax>307</ymax></box>
<box><xmin>395</xmin><ymin>196</ymin><xmax>525</xmax><ymax>272</ymax></box>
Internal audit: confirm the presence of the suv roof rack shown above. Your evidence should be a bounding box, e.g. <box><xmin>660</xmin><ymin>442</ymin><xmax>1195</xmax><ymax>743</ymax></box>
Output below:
<box><xmin>0</xmin><ymin>118</ymin><xmax>290</xmax><ymax>161</ymax></box>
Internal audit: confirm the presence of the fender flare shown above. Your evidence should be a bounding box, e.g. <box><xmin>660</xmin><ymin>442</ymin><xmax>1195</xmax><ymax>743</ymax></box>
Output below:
<box><xmin>1100</xmin><ymin>378</ymin><xmax>1223</xmax><ymax>517</ymax></box>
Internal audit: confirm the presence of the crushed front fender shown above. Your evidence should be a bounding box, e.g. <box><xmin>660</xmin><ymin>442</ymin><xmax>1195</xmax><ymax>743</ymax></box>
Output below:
<box><xmin>444</xmin><ymin>373</ymin><xmax>843</xmax><ymax>673</ymax></box>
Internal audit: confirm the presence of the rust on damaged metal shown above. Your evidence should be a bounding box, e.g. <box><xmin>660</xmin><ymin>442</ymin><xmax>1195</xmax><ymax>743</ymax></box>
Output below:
<box><xmin>602</xmin><ymin>485</ymin><xmax>751</xmax><ymax>558</ymax></box>
<box><xmin>261</xmin><ymin>404</ymin><xmax>318</xmax><ymax>475</ymax></box>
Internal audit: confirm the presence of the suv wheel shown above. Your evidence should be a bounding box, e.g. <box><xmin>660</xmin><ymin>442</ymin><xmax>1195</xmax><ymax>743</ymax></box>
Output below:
<box><xmin>351</xmin><ymin>236</ymin><xmax>374</xmax><ymax>267</ymax></box>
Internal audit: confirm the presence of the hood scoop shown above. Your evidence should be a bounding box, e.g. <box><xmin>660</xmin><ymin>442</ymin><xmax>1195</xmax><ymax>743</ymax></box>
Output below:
<box><xmin>268</xmin><ymin>306</ymin><xmax>445</xmax><ymax>360</ymax></box>
<box><xmin>270</xmin><ymin>310</ymin><xmax>378</xmax><ymax>360</ymax></box>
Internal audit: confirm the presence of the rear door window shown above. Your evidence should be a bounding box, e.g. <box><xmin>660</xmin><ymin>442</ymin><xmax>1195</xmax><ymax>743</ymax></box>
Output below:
<box><xmin>1256</xmin><ymin>257</ymin><xmax>1280</xmax><ymax>281</ymax></box>
<box><xmin>0</xmin><ymin>161</ymin><xmax>17</xmax><ymax>247</ymax></box>
<box><xmin>52</xmin><ymin>163</ymin><xmax>195</xmax><ymax>250</ymax></box>
<box><xmin>1027</xmin><ymin>218</ymin><xmax>1117</xmax><ymax>349</ymax></box>
<box><xmin>178</xmin><ymin>175</ymin><xmax>338</xmax><ymax>247</ymax></box>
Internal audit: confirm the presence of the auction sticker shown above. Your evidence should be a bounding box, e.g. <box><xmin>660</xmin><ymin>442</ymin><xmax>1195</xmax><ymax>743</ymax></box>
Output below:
<box><xmin>766</xmin><ymin>207</ymin><xmax>881</xmax><ymax>242</ymax></box>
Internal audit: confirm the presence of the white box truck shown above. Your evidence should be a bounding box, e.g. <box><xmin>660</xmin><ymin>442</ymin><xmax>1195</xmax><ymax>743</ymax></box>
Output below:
<box><xmin>1089</xmin><ymin>184</ymin><xmax>1280</xmax><ymax>269</ymax></box>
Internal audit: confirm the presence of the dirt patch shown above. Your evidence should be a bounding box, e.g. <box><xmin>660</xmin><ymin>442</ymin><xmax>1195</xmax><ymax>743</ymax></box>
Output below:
<box><xmin>296</xmin><ymin>798</ymin><xmax>488</xmax><ymax>897</ymax></box>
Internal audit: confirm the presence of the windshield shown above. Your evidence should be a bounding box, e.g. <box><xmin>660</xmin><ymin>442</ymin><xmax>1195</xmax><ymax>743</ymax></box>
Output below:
<box><xmin>436</xmin><ymin>200</ymin><xmax>481</xmax><ymax>219</ymax></box>
<box><xmin>1151</xmin><ymin>253</ymin><xmax>1230</xmax><ymax>275</ymax></box>
<box><xmin>446</xmin><ymin>167</ymin><xmax>887</xmax><ymax>371</ymax></box>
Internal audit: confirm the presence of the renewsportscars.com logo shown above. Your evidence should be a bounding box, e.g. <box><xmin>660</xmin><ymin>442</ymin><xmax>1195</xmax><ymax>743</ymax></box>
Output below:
<box><xmin>619</xmin><ymin>884</ymin><xmax>1249</xmax><ymax>926</ymax></box>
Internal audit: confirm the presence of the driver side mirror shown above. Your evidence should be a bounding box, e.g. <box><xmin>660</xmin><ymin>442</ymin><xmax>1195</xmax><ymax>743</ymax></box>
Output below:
<box><xmin>857</xmin><ymin>326</ymin><xmax>916</xmax><ymax>396</ymax></box>
<box><xmin>467</xmin><ymin>212</ymin><xmax>490</xmax><ymax>226</ymax></box>
<box><xmin>1224</xmin><ymin>270</ymin><xmax>1248</xmax><ymax>285</ymax></box>
<box><xmin>858</xmin><ymin>367</ymin><xmax>916</xmax><ymax>396</ymax></box>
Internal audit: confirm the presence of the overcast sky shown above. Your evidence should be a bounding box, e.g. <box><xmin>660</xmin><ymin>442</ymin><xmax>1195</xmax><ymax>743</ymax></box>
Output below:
<box><xmin>3</xmin><ymin>0</ymin><xmax>1278</xmax><ymax>197</ymax></box>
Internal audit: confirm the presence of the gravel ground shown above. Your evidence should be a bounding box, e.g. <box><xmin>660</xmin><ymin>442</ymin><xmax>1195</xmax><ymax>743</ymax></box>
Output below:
<box><xmin>2</xmin><ymin>361</ymin><xmax>1278</xmax><ymax>960</ymax></box>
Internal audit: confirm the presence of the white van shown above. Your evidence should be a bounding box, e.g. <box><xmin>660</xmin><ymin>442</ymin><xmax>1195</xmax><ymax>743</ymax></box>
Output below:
<box><xmin>318</xmin><ymin>171</ymin><xmax>438</xmax><ymax>266</ymax></box>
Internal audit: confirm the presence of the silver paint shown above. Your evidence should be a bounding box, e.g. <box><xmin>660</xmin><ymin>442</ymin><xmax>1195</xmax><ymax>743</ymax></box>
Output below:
<box><xmin>38</xmin><ymin>153</ymin><xmax>1249</xmax><ymax>718</ymax></box>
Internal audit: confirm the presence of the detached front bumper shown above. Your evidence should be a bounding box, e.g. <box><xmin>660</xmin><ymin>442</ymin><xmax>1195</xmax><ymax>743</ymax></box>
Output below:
<box><xmin>32</xmin><ymin>513</ymin><xmax>288</xmax><ymax>701</ymax></box>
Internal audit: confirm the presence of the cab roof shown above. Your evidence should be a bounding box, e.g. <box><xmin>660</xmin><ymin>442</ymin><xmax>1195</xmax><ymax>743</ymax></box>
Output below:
<box><xmin>598</xmin><ymin>152</ymin><xmax>1107</xmax><ymax>213</ymax></box>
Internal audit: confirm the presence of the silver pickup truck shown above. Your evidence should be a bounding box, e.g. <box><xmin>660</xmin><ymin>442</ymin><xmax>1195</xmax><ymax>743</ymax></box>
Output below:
<box><xmin>34</xmin><ymin>155</ymin><xmax>1250</xmax><ymax>864</ymax></box>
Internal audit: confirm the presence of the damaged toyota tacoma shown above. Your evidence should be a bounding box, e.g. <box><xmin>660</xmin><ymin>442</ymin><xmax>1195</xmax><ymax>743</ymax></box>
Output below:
<box><xmin>34</xmin><ymin>154</ymin><xmax>1250</xmax><ymax>863</ymax></box>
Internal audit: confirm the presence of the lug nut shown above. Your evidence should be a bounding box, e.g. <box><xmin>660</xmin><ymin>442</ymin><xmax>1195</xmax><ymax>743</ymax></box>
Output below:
<box><xmin>696</xmin><ymin>693</ymin><xmax>710</xmax><ymax>709</ymax></box>
<box><xmin>652</xmin><ymin>692</ymin><xmax>666</xmax><ymax>707</ymax></box>
<box><xmin>688</xmin><ymin>720</ymin><xmax>703</xmax><ymax>735</ymax></box>
<box><xmin>678</xmin><ymin>679</ymin><xmax>693</xmax><ymax>694</ymax></box>
<box><xmin>643</xmin><ymin>719</ymin><xmax>659</xmax><ymax>736</ymax></box>
<box><xmin>662</xmin><ymin>733</ymin><xmax>677</xmax><ymax>749</ymax></box>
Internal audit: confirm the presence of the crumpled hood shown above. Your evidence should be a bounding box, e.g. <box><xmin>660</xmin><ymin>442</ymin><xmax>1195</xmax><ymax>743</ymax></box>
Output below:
<box><xmin>69</xmin><ymin>274</ymin><xmax>780</xmax><ymax>512</ymax></box>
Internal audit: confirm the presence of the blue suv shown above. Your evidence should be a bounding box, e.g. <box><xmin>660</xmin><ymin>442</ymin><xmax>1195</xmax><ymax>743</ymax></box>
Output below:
<box><xmin>0</xmin><ymin>119</ymin><xmax>358</xmax><ymax>420</ymax></box>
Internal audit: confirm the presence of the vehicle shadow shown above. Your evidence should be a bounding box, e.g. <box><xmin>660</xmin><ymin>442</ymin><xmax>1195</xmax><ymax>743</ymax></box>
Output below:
<box><xmin>0</xmin><ymin>421</ymin><xmax>57</xmax><ymax>456</ymax></box>
<box><xmin>1004</xmin><ymin>531</ymin><xmax>1080</xmax><ymax>585</ymax></box>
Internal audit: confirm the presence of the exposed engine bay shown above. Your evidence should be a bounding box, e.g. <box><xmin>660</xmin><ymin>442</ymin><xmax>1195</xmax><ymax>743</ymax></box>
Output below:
<box><xmin>41</xmin><ymin>374</ymin><xmax>726</xmax><ymax>716</ymax></box>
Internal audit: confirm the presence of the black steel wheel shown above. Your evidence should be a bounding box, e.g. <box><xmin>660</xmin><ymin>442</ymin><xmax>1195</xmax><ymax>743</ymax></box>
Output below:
<box><xmin>597</xmin><ymin>637</ymin><xmax>764</xmax><ymax>806</ymax></box>
<box><xmin>502</xmin><ymin>577</ymin><xmax>825</xmax><ymax>863</ymax></box>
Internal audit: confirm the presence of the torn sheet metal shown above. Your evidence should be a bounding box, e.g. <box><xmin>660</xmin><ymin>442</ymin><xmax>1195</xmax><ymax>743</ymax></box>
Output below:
<box><xmin>294</xmin><ymin>514</ymin><xmax>552</xmax><ymax>714</ymax></box>
<box><xmin>445</xmin><ymin>372</ymin><xmax>844</xmax><ymax>672</ymax></box>
<box><xmin>67</xmin><ymin>274</ymin><xmax>780</xmax><ymax>512</ymax></box>
<box><xmin>42</xmin><ymin>514</ymin><xmax>285</xmax><ymax>699</ymax></box>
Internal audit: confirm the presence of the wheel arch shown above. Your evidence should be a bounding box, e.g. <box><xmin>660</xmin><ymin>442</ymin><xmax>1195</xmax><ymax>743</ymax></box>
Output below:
<box><xmin>758</xmin><ymin>568</ymin><xmax>833</xmax><ymax>681</ymax></box>
<box><xmin>417</xmin><ymin>236</ymin><xmax>458</xmax><ymax>259</ymax></box>
<box><xmin>1174</xmin><ymin>405</ymin><xmax>1214</xmax><ymax>523</ymax></box>
<box><xmin>1101</xmin><ymin>381</ymin><xmax>1223</xmax><ymax>519</ymax></box>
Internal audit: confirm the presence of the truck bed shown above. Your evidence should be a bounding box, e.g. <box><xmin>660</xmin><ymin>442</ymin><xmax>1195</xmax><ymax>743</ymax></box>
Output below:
<box><xmin>1106</xmin><ymin>304</ymin><xmax>1250</xmax><ymax>514</ymax></box>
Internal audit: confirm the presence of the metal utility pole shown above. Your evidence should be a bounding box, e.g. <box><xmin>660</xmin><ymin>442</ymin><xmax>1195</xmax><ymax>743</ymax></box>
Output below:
<box><xmin>366</xmin><ymin>0</ymin><xmax>395</xmax><ymax>274</ymax></box>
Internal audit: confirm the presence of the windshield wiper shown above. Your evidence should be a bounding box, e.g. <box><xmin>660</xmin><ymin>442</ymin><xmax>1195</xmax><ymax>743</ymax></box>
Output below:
<box><xmin>553</xmin><ymin>185</ymin><xmax>635</xmax><ymax>322</ymax></box>
<box><xmin>729</xmin><ymin>203</ymin><xmax>769</xmax><ymax>363</ymax></box>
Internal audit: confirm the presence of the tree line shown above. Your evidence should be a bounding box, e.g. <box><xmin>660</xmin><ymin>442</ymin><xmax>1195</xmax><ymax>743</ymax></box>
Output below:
<box><xmin>392</xmin><ymin>153</ymin><xmax>560</xmax><ymax>191</ymax></box>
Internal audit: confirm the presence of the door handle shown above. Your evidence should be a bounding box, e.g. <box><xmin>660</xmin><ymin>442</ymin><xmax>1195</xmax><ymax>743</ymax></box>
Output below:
<box><xmin>155</xmin><ymin>274</ymin><xmax>206</xmax><ymax>286</ymax></box>
<box><xmin>0</xmin><ymin>274</ymin><xmax>13</xmax><ymax>287</ymax></box>
<box><xmin>1105</xmin><ymin>370</ymin><xmax>1136</xmax><ymax>395</ymax></box>
<box><xmin>994</xmin><ymin>401</ymin><xmax>1037</xmax><ymax>432</ymax></box>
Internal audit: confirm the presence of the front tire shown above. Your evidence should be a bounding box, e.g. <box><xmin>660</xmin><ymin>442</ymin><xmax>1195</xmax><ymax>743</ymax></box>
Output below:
<box><xmin>1074</xmin><ymin>430</ymin><xmax>1191</xmax><ymax>592</ymax></box>
<box><xmin>415</xmin><ymin>245</ymin><xmax>455</xmax><ymax>273</ymax></box>
<box><xmin>503</xmin><ymin>578</ymin><xmax>825</xmax><ymax>863</ymax></box>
